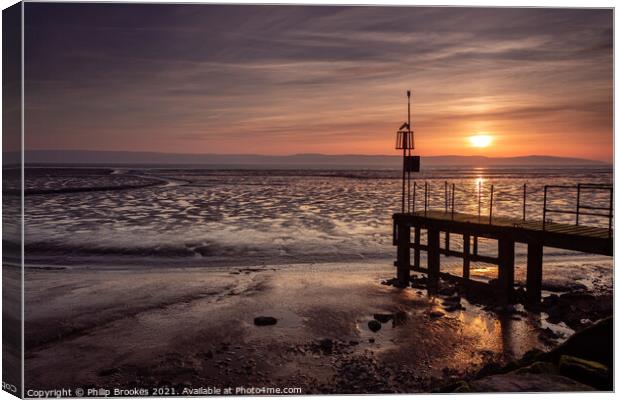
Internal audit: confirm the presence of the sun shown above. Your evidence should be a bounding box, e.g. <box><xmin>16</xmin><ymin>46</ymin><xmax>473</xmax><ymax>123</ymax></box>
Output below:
<box><xmin>469</xmin><ymin>134</ymin><xmax>493</xmax><ymax>148</ymax></box>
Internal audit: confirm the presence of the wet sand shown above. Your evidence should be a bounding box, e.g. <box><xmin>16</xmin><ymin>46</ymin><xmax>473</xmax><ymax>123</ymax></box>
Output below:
<box><xmin>23</xmin><ymin>260</ymin><xmax>599</xmax><ymax>394</ymax></box>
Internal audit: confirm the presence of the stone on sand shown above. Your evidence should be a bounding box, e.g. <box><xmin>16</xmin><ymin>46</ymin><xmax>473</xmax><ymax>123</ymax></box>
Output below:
<box><xmin>368</xmin><ymin>320</ymin><xmax>382</xmax><ymax>332</ymax></box>
<box><xmin>254</xmin><ymin>316</ymin><xmax>277</xmax><ymax>326</ymax></box>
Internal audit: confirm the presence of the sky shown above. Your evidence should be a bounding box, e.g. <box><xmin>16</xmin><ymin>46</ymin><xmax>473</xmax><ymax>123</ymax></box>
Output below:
<box><xmin>24</xmin><ymin>4</ymin><xmax>613</xmax><ymax>161</ymax></box>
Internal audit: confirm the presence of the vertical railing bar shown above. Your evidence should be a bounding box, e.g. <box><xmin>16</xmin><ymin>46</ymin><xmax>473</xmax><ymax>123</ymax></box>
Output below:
<box><xmin>543</xmin><ymin>185</ymin><xmax>548</xmax><ymax>231</ymax></box>
<box><xmin>523</xmin><ymin>183</ymin><xmax>527</xmax><ymax>221</ymax></box>
<box><xmin>444</xmin><ymin>181</ymin><xmax>448</xmax><ymax>214</ymax></box>
<box><xmin>424</xmin><ymin>181</ymin><xmax>428</xmax><ymax>217</ymax></box>
<box><xmin>576</xmin><ymin>183</ymin><xmax>581</xmax><ymax>226</ymax></box>
<box><xmin>489</xmin><ymin>185</ymin><xmax>494</xmax><ymax>225</ymax></box>
<box><xmin>478</xmin><ymin>181</ymin><xmax>481</xmax><ymax>221</ymax></box>
<box><xmin>451</xmin><ymin>183</ymin><xmax>455</xmax><ymax>220</ymax></box>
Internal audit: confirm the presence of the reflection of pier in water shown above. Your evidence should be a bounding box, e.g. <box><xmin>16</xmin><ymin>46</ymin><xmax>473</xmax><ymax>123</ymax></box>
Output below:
<box><xmin>393</xmin><ymin>183</ymin><xmax>613</xmax><ymax>305</ymax></box>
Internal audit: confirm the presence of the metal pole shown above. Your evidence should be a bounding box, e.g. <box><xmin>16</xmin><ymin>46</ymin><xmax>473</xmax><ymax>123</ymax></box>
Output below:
<box><xmin>407</xmin><ymin>91</ymin><xmax>411</xmax><ymax>132</ymax></box>
<box><xmin>523</xmin><ymin>183</ymin><xmax>527</xmax><ymax>221</ymax></box>
<box><xmin>451</xmin><ymin>183</ymin><xmax>455</xmax><ymax>220</ymax></box>
<box><xmin>478</xmin><ymin>181</ymin><xmax>481</xmax><ymax>220</ymax></box>
<box><xmin>407</xmin><ymin>170</ymin><xmax>410</xmax><ymax>213</ymax></box>
<box><xmin>401</xmin><ymin>143</ymin><xmax>406</xmax><ymax>213</ymax></box>
<box><xmin>576</xmin><ymin>183</ymin><xmax>581</xmax><ymax>225</ymax></box>
<box><xmin>444</xmin><ymin>181</ymin><xmax>448</xmax><ymax>213</ymax></box>
<box><xmin>543</xmin><ymin>186</ymin><xmax>548</xmax><ymax>231</ymax></box>
<box><xmin>403</xmin><ymin>90</ymin><xmax>411</xmax><ymax>214</ymax></box>
<box><xmin>489</xmin><ymin>185</ymin><xmax>494</xmax><ymax>225</ymax></box>
<box><xmin>424</xmin><ymin>181</ymin><xmax>428</xmax><ymax>216</ymax></box>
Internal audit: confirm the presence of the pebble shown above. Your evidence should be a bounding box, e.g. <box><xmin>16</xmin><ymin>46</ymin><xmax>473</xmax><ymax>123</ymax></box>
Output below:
<box><xmin>254</xmin><ymin>316</ymin><xmax>278</xmax><ymax>326</ymax></box>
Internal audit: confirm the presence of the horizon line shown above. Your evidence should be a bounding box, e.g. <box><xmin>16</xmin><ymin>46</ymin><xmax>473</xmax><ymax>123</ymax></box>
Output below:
<box><xmin>17</xmin><ymin>149</ymin><xmax>611</xmax><ymax>163</ymax></box>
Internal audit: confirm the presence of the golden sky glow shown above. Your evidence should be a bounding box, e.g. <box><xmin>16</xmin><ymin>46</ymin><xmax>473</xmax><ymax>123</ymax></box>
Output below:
<box><xmin>24</xmin><ymin>5</ymin><xmax>613</xmax><ymax>162</ymax></box>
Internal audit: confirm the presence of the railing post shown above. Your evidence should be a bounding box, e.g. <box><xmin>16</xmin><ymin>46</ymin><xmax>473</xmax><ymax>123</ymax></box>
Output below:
<box><xmin>424</xmin><ymin>181</ymin><xmax>428</xmax><ymax>216</ymax></box>
<box><xmin>478</xmin><ymin>181</ymin><xmax>482</xmax><ymax>220</ymax></box>
<box><xmin>576</xmin><ymin>183</ymin><xmax>581</xmax><ymax>226</ymax></box>
<box><xmin>523</xmin><ymin>183</ymin><xmax>527</xmax><ymax>221</ymax></box>
<box><xmin>489</xmin><ymin>185</ymin><xmax>494</xmax><ymax>225</ymax></box>
<box><xmin>444</xmin><ymin>181</ymin><xmax>448</xmax><ymax>214</ymax></box>
<box><xmin>451</xmin><ymin>183</ymin><xmax>455</xmax><ymax>220</ymax></box>
<box><xmin>543</xmin><ymin>186</ymin><xmax>548</xmax><ymax>231</ymax></box>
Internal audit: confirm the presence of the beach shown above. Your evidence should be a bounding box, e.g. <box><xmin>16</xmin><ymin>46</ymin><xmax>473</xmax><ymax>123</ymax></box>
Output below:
<box><xmin>23</xmin><ymin>259</ymin><xmax>611</xmax><ymax>393</ymax></box>
<box><xmin>14</xmin><ymin>166</ymin><xmax>613</xmax><ymax>393</ymax></box>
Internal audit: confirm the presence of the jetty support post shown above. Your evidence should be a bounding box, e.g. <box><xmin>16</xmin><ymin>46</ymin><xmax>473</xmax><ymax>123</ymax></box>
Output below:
<box><xmin>463</xmin><ymin>233</ymin><xmax>470</xmax><ymax>280</ymax></box>
<box><xmin>413</xmin><ymin>226</ymin><xmax>421</xmax><ymax>270</ymax></box>
<box><xmin>396</xmin><ymin>220</ymin><xmax>411</xmax><ymax>285</ymax></box>
<box><xmin>473</xmin><ymin>236</ymin><xmax>478</xmax><ymax>256</ymax></box>
<box><xmin>427</xmin><ymin>228</ymin><xmax>440</xmax><ymax>290</ymax></box>
<box><xmin>526</xmin><ymin>242</ymin><xmax>543</xmax><ymax>307</ymax></box>
<box><xmin>497</xmin><ymin>237</ymin><xmax>515</xmax><ymax>303</ymax></box>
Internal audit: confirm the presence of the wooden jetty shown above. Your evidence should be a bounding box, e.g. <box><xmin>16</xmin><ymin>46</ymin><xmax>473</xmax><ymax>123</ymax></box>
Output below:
<box><xmin>392</xmin><ymin>183</ymin><xmax>613</xmax><ymax>306</ymax></box>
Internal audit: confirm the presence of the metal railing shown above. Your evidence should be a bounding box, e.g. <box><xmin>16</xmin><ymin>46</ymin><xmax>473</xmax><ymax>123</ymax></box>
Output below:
<box><xmin>407</xmin><ymin>181</ymin><xmax>613</xmax><ymax>236</ymax></box>
<box><xmin>543</xmin><ymin>184</ymin><xmax>613</xmax><ymax>235</ymax></box>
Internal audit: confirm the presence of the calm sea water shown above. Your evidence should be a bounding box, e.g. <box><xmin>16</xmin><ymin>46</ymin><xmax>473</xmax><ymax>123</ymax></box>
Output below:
<box><xmin>20</xmin><ymin>167</ymin><xmax>612</xmax><ymax>276</ymax></box>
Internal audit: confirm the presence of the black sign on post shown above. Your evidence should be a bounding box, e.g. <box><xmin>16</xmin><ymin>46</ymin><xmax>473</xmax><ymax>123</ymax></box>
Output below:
<box><xmin>405</xmin><ymin>155</ymin><xmax>420</xmax><ymax>172</ymax></box>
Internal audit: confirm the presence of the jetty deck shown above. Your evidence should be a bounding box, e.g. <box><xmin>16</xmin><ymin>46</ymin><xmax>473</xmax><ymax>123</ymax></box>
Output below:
<box><xmin>393</xmin><ymin>206</ymin><xmax>613</xmax><ymax>306</ymax></box>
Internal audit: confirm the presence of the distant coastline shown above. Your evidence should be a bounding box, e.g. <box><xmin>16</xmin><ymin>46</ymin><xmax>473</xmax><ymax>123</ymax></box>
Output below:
<box><xmin>10</xmin><ymin>150</ymin><xmax>612</xmax><ymax>169</ymax></box>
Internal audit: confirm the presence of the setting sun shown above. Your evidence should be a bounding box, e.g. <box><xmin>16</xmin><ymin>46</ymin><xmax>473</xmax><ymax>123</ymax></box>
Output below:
<box><xmin>469</xmin><ymin>134</ymin><xmax>493</xmax><ymax>148</ymax></box>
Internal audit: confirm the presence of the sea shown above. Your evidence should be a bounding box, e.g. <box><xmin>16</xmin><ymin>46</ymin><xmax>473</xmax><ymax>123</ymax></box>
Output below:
<box><xmin>14</xmin><ymin>166</ymin><xmax>613</xmax><ymax>291</ymax></box>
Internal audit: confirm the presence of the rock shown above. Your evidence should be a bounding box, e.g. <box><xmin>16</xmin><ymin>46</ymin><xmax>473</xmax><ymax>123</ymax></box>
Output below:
<box><xmin>558</xmin><ymin>355</ymin><xmax>610</xmax><ymax>390</ymax></box>
<box><xmin>475</xmin><ymin>361</ymin><xmax>503</xmax><ymax>379</ymax></box>
<box><xmin>513</xmin><ymin>361</ymin><xmax>557</xmax><ymax>375</ymax></box>
<box><xmin>541</xmin><ymin>280</ymin><xmax>588</xmax><ymax>292</ymax></box>
<box><xmin>469</xmin><ymin>373</ymin><xmax>593</xmax><ymax>392</ymax></box>
<box><xmin>368</xmin><ymin>338</ymin><xmax>375</xmax><ymax>343</ymax></box>
<box><xmin>368</xmin><ymin>320</ymin><xmax>382</xmax><ymax>332</ymax></box>
<box><xmin>449</xmin><ymin>381</ymin><xmax>471</xmax><ymax>393</ymax></box>
<box><xmin>437</xmin><ymin>380</ymin><xmax>470</xmax><ymax>393</ymax></box>
<box><xmin>410</xmin><ymin>276</ymin><xmax>428</xmax><ymax>289</ymax></box>
<box><xmin>429</xmin><ymin>310</ymin><xmax>445</xmax><ymax>319</ymax></box>
<box><xmin>521</xmin><ymin>348</ymin><xmax>545</xmax><ymax>364</ymax></box>
<box><xmin>393</xmin><ymin>310</ymin><xmax>408</xmax><ymax>326</ymax></box>
<box><xmin>373</xmin><ymin>313</ymin><xmax>393</xmax><ymax>323</ymax></box>
<box><xmin>543</xmin><ymin>317</ymin><xmax>612</xmax><ymax>368</ymax></box>
<box><xmin>438</xmin><ymin>284</ymin><xmax>456</xmax><ymax>296</ymax></box>
<box><xmin>254</xmin><ymin>316</ymin><xmax>277</xmax><ymax>326</ymax></box>
<box><xmin>319</xmin><ymin>339</ymin><xmax>333</xmax><ymax>354</ymax></box>
<box><xmin>444</xmin><ymin>303</ymin><xmax>464</xmax><ymax>312</ymax></box>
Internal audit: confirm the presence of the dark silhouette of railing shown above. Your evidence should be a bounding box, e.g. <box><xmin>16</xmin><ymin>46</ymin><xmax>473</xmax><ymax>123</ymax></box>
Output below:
<box><xmin>543</xmin><ymin>183</ymin><xmax>613</xmax><ymax>235</ymax></box>
<box><xmin>407</xmin><ymin>181</ymin><xmax>613</xmax><ymax>236</ymax></box>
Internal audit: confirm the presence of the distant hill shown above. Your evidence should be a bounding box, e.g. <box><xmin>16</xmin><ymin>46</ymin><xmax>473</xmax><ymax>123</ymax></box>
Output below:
<box><xmin>16</xmin><ymin>150</ymin><xmax>610</xmax><ymax>169</ymax></box>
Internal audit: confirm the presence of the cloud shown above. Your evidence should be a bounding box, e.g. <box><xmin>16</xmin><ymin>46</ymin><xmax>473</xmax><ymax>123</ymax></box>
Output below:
<box><xmin>23</xmin><ymin>4</ymin><xmax>612</xmax><ymax>160</ymax></box>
